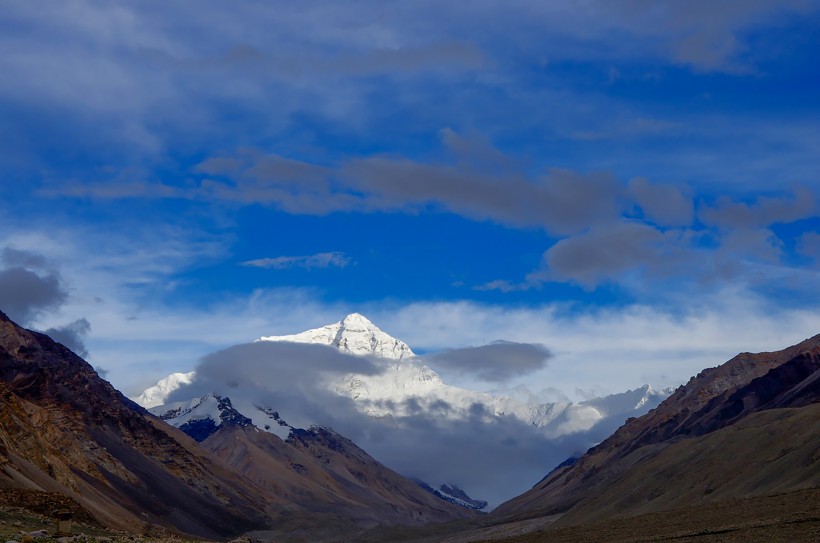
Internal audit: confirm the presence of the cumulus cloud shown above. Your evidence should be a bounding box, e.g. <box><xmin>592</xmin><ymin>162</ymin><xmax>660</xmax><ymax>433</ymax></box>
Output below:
<box><xmin>628</xmin><ymin>177</ymin><xmax>694</xmax><ymax>227</ymax></box>
<box><xmin>44</xmin><ymin>318</ymin><xmax>91</xmax><ymax>358</ymax></box>
<box><xmin>427</xmin><ymin>341</ymin><xmax>552</xmax><ymax>382</ymax></box>
<box><xmin>798</xmin><ymin>232</ymin><xmax>820</xmax><ymax>263</ymax></box>
<box><xmin>0</xmin><ymin>247</ymin><xmax>92</xmax><ymax>357</ymax></box>
<box><xmin>0</xmin><ymin>248</ymin><xmax>67</xmax><ymax>324</ymax></box>
<box><xmin>241</xmin><ymin>252</ymin><xmax>351</xmax><ymax>270</ymax></box>
<box><xmin>533</xmin><ymin>220</ymin><xmax>670</xmax><ymax>289</ymax></box>
<box><xmin>699</xmin><ymin>189</ymin><xmax>816</xmax><ymax>229</ymax></box>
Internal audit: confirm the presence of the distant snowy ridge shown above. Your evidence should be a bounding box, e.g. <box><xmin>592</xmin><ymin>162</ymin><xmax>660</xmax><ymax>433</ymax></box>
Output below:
<box><xmin>140</xmin><ymin>313</ymin><xmax>673</xmax><ymax>435</ymax></box>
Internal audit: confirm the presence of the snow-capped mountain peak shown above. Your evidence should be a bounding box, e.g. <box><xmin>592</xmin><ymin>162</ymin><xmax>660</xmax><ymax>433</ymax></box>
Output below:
<box><xmin>257</xmin><ymin>312</ymin><xmax>415</xmax><ymax>360</ymax></box>
<box><xmin>138</xmin><ymin>315</ymin><xmax>673</xmax><ymax>441</ymax></box>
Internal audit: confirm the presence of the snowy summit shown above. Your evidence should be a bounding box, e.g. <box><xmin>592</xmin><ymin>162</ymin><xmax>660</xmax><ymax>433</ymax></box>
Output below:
<box><xmin>258</xmin><ymin>313</ymin><xmax>415</xmax><ymax>360</ymax></box>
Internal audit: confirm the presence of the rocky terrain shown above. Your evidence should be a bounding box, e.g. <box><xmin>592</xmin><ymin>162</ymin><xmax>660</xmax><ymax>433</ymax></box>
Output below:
<box><xmin>0</xmin><ymin>311</ymin><xmax>273</xmax><ymax>538</ymax></box>
<box><xmin>348</xmin><ymin>335</ymin><xmax>820</xmax><ymax>542</ymax></box>
<box><xmin>3</xmin><ymin>307</ymin><xmax>817</xmax><ymax>542</ymax></box>
<box><xmin>438</xmin><ymin>487</ymin><xmax>820</xmax><ymax>543</ymax></box>
<box><xmin>494</xmin><ymin>334</ymin><xmax>820</xmax><ymax>521</ymax></box>
<box><xmin>0</xmin><ymin>311</ymin><xmax>473</xmax><ymax>542</ymax></box>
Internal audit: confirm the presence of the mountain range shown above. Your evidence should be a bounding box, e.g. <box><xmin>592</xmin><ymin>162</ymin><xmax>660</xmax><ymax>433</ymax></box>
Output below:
<box><xmin>0</xmin><ymin>310</ymin><xmax>473</xmax><ymax>541</ymax></box>
<box><xmin>138</xmin><ymin>313</ymin><xmax>675</xmax><ymax>506</ymax></box>
<box><xmin>3</xmin><ymin>307</ymin><xmax>817</xmax><ymax>542</ymax></box>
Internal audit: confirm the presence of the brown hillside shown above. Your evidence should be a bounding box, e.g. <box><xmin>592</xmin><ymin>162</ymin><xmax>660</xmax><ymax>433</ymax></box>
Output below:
<box><xmin>0</xmin><ymin>311</ymin><xmax>271</xmax><ymax>538</ymax></box>
<box><xmin>495</xmin><ymin>335</ymin><xmax>820</xmax><ymax>520</ymax></box>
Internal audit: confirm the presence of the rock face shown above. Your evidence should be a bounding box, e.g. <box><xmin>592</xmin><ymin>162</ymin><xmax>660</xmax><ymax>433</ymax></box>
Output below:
<box><xmin>0</xmin><ymin>311</ymin><xmax>270</xmax><ymax>539</ymax></box>
<box><xmin>494</xmin><ymin>334</ymin><xmax>820</xmax><ymax>524</ymax></box>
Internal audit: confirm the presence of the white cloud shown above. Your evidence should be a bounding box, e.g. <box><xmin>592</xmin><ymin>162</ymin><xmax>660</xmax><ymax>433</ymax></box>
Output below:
<box><xmin>74</xmin><ymin>287</ymin><xmax>820</xmax><ymax>401</ymax></box>
<box><xmin>241</xmin><ymin>252</ymin><xmax>351</xmax><ymax>270</ymax></box>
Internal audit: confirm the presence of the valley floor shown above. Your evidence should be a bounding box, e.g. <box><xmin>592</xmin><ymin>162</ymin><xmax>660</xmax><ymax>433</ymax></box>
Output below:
<box><xmin>0</xmin><ymin>489</ymin><xmax>212</xmax><ymax>543</ymax></box>
<box><xmin>3</xmin><ymin>487</ymin><xmax>818</xmax><ymax>543</ymax></box>
<box><xmin>366</xmin><ymin>487</ymin><xmax>820</xmax><ymax>543</ymax></box>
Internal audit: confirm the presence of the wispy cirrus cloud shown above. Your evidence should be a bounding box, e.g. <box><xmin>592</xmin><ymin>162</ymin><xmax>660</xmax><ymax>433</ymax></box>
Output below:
<box><xmin>241</xmin><ymin>252</ymin><xmax>351</xmax><ymax>270</ymax></box>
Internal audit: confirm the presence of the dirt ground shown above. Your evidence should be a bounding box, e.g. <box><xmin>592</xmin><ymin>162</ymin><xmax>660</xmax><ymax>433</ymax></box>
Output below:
<box><xmin>466</xmin><ymin>487</ymin><xmax>820</xmax><ymax>543</ymax></box>
<box><xmin>2</xmin><ymin>487</ymin><xmax>817</xmax><ymax>543</ymax></box>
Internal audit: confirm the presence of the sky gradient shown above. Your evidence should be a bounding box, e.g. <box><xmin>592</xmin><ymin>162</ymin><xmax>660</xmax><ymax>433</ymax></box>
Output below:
<box><xmin>1</xmin><ymin>1</ymin><xmax>819</xmax><ymax>401</ymax></box>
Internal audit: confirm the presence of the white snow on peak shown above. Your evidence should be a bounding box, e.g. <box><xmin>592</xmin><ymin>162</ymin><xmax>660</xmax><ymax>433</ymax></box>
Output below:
<box><xmin>134</xmin><ymin>371</ymin><xmax>195</xmax><ymax>408</ymax></box>
<box><xmin>257</xmin><ymin>312</ymin><xmax>415</xmax><ymax>360</ymax></box>
<box><xmin>139</xmin><ymin>314</ymin><xmax>675</xmax><ymax>441</ymax></box>
<box><xmin>150</xmin><ymin>394</ymin><xmax>293</xmax><ymax>440</ymax></box>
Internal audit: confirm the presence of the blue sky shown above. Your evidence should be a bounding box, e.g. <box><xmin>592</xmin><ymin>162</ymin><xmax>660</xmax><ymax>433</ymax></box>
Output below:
<box><xmin>1</xmin><ymin>1</ymin><xmax>819</xmax><ymax>399</ymax></box>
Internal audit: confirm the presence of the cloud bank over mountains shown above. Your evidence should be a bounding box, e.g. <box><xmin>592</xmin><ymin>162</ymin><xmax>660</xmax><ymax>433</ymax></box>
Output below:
<box><xmin>161</xmin><ymin>337</ymin><xmax>655</xmax><ymax>507</ymax></box>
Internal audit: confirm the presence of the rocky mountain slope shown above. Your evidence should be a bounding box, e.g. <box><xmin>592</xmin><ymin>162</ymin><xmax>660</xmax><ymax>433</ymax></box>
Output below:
<box><xmin>493</xmin><ymin>334</ymin><xmax>820</xmax><ymax>524</ymax></box>
<box><xmin>151</xmin><ymin>393</ymin><xmax>478</xmax><ymax>527</ymax></box>
<box><xmin>0</xmin><ymin>311</ymin><xmax>270</xmax><ymax>538</ymax></box>
<box><xmin>206</xmin><ymin>425</ymin><xmax>475</xmax><ymax>532</ymax></box>
<box><xmin>0</xmin><ymin>310</ymin><xmax>474</xmax><ymax>541</ymax></box>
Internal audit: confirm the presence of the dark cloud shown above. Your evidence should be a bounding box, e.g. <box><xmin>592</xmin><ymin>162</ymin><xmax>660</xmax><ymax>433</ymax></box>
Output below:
<box><xmin>40</xmin><ymin>134</ymin><xmax>817</xmax><ymax>300</ymax></box>
<box><xmin>194</xmin><ymin>341</ymin><xmax>384</xmax><ymax>385</ymax></box>
<box><xmin>342</xmin><ymin>159</ymin><xmax>625</xmax><ymax>235</ymax></box>
<box><xmin>535</xmin><ymin>221</ymin><xmax>669</xmax><ymax>288</ymax></box>
<box><xmin>427</xmin><ymin>341</ymin><xmax>552</xmax><ymax>382</ymax></box>
<box><xmin>699</xmin><ymin>189</ymin><xmax>816</xmax><ymax>230</ymax></box>
<box><xmin>798</xmin><ymin>232</ymin><xmax>820</xmax><ymax>263</ymax></box>
<box><xmin>44</xmin><ymin>318</ymin><xmax>91</xmax><ymax>358</ymax></box>
<box><xmin>0</xmin><ymin>248</ymin><xmax>93</xmax><ymax>358</ymax></box>
<box><xmin>354</xmin><ymin>401</ymin><xmax>591</xmax><ymax>509</ymax></box>
<box><xmin>0</xmin><ymin>248</ymin><xmax>67</xmax><ymax>325</ymax></box>
<box><xmin>2</xmin><ymin>247</ymin><xmax>52</xmax><ymax>270</ymax></box>
<box><xmin>58</xmin><ymin>132</ymin><xmax>629</xmax><ymax>237</ymax></box>
<box><xmin>628</xmin><ymin>177</ymin><xmax>694</xmax><ymax>227</ymax></box>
